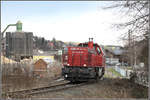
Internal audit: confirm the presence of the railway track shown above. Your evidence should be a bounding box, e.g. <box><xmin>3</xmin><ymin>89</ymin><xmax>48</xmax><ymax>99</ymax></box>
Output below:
<box><xmin>3</xmin><ymin>80</ymin><xmax>90</xmax><ymax>98</ymax></box>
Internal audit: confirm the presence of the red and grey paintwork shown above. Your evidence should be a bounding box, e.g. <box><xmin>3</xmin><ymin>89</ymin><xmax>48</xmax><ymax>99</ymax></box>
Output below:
<box><xmin>62</xmin><ymin>38</ymin><xmax>105</xmax><ymax>82</ymax></box>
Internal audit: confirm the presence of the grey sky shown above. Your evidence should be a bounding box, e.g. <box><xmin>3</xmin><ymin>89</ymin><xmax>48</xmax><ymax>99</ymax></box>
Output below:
<box><xmin>1</xmin><ymin>1</ymin><xmax>127</xmax><ymax>46</ymax></box>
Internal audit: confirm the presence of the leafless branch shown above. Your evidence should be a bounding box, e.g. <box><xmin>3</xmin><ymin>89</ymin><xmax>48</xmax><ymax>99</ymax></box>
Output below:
<box><xmin>104</xmin><ymin>1</ymin><xmax>149</xmax><ymax>36</ymax></box>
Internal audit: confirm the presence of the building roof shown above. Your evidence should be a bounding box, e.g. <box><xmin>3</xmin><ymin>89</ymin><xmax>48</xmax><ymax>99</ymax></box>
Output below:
<box><xmin>34</xmin><ymin>59</ymin><xmax>47</xmax><ymax>66</ymax></box>
<box><xmin>104</xmin><ymin>45</ymin><xmax>124</xmax><ymax>56</ymax></box>
<box><xmin>42</xmin><ymin>58</ymin><xmax>55</xmax><ymax>64</ymax></box>
<box><xmin>33</xmin><ymin>50</ymin><xmax>57</xmax><ymax>56</ymax></box>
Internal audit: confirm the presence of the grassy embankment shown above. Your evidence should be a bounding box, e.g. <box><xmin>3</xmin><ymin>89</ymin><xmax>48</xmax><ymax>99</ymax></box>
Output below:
<box><xmin>104</xmin><ymin>67</ymin><xmax>122</xmax><ymax>78</ymax></box>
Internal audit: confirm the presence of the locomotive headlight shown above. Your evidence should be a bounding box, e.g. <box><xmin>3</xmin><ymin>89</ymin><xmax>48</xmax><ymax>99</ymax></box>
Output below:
<box><xmin>67</xmin><ymin>63</ymin><xmax>70</xmax><ymax>66</ymax></box>
<box><xmin>65</xmin><ymin>74</ymin><xmax>68</xmax><ymax>78</ymax></box>
<box><xmin>83</xmin><ymin>64</ymin><xmax>86</xmax><ymax>67</ymax></box>
<box><xmin>65</xmin><ymin>55</ymin><xmax>68</xmax><ymax>60</ymax></box>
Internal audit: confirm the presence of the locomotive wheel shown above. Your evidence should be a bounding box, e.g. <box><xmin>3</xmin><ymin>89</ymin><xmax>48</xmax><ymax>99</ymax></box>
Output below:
<box><xmin>98</xmin><ymin>68</ymin><xmax>102</xmax><ymax>78</ymax></box>
<box><xmin>96</xmin><ymin>67</ymin><xmax>105</xmax><ymax>81</ymax></box>
<box><xmin>95</xmin><ymin>67</ymin><xmax>101</xmax><ymax>81</ymax></box>
<box><xmin>101</xmin><ymin>67</ymin><xmax>105</xmax><ymax>80</ymax></box>
<box><xmin>94</xmin><ymin>68</ymin><xmax>98</xmax><ymax>80</ymax></box>
<box><xmin>98</xmin><ymin>68</ymin><xmax>104</xmax><ymax>80</ymax></box>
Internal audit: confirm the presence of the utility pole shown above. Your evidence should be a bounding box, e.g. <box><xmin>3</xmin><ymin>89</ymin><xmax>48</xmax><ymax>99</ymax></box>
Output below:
<box><xmin>128</xmin><ymin>29</ymin><xmax>133</xmax><ymax>67</ymax></box>
<box><xmin>133</xmin><ymin>35</ymin><xmax>137</xmax><ymax>67</ymax></box>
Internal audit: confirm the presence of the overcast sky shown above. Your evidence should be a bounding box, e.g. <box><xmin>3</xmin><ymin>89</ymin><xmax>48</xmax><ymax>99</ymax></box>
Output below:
<box><xmin>1</xmin><ymin>1</ymin><xmax>128</xmax><ymax>46</ymax></box>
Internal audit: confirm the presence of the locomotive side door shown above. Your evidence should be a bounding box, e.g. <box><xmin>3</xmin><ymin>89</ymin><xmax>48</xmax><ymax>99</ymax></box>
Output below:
<box><xmin>96</xmin><ymin>46</ymin><xmax>103</xmax><ymax>66</ymax></box>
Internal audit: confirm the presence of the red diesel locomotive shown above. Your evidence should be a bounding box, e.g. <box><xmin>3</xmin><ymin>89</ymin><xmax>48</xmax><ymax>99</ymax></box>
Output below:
<box><xmin>62</xmin><ymin>38</ymin><xmax>105</xmax><ymax>82</ymax></box>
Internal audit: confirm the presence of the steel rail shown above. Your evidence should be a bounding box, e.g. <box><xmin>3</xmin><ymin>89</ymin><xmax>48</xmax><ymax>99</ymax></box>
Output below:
<box><xmin>3</xmin><ymin>80</ymin><xmax>69</xmax><ymax>98</ymax></box>
<box><xmin>27</xmin><ymin>82</ymin><xmax>87</xmax><ymax>96</ymax></box>
<box><xmin>3</xmin><ymin>80</ymin><xmax>92</xmax><ymax>98</ymax></box>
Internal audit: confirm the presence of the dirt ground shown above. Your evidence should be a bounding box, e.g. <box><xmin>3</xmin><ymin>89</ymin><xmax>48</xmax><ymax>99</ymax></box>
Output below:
<box><xmin>31</xmin><ymin>78</ymin><xmax>148</xmax><ymax>98</ymax></box>
<box><xmin>2</xmin><ymin>66</ymin><xmax>148</xmax><ymax>99</ymax></box>
<box><xmin>2</xmin><ymin>75</ymin><xmax>61</xmax><ymax>93</ymax></box>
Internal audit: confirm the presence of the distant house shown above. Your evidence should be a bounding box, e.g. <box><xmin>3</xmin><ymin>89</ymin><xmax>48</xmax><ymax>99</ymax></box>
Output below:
<box><xmin>104</xmin><ymin>45</ymin><xmax>125</xmax><ymax>65</ymax></box>
<box><xmin>33</xmin><ymin>50</ymin><xmax>55</xmax><ymax>61</ymax></box>
<box><xmin>105</xmin><ymin>46</ymin><xmax>124</xmax><ymax>57</ymax></box>
<box><xmin>33</xmin><ymin>59</ymin><xmax>48</xmax><ymax>77</ymax></box>
<box><xmin>105</xmin><ymin>49</ymin><xmax>114</xmax><ymax>58</ymax></box>
<box><xmin>33</xmin><ymin>57</ymin><xmax>56</xmax><ymax>77</ymax></box>
<box><xmin>34</xmin><ymin>59</ymin><xmax>48</xmax><ymax>71</ymax></box>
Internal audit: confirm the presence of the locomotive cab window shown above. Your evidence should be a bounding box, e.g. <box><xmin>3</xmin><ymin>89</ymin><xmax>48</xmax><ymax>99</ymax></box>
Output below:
<box><xmin>97</xmin><ymin>47</ymin><xmax>101</xmax><ymax>55</ymax></box>
<box><xmin>63</xmin><ymin>47</ymin><xmax>68</xmax><ymax>54</ymax></box>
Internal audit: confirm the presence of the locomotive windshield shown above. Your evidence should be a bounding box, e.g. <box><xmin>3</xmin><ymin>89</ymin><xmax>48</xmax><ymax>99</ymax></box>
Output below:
<box><xmin>78</xmin><ymin>43</ymin><xmax>96</xmax><ymax>48</ymax></box>
<box><xmin>97</xmin><ymin>47</ymin><xmax>101</xmax><ymax>55</ymax></box>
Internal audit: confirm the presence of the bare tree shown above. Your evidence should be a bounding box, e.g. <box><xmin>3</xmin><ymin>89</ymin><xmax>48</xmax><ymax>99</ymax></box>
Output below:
<box><xmin>103</xmin><ymin>1</ymin><xmax>149</xmax><ymax>68</ymax></box>
<box><xmin>104</xmin><ymin>1</ymin><xmax>149</xmax><ymax>36</ymax></box>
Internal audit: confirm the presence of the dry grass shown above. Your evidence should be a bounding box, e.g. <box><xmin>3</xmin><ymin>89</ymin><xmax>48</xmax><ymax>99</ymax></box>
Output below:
<box><xmin>2</xmin><ymin>62</ymin><xmax>148</xmax><ymax>98</ymax></box>
<box><xmin>2</xmin><ymin>75</ymin><xmax>36</xmax><ymax>92</ymax></box>
<box><xmin>1</xmin><ymin>56</ymin><xmax>17</xmax><ymax>64</ymax></box>
<box><xmin>32</xmin><ymin>78</ymin><xmax>148</xmax><ymax>98</ymax></box>
<box><xmin>48</xmin><ymin>62</ymin><xmax>62</xmax><ymax>78</ymax></box>
<box><xmin>31</xmin><ymin>67</ymin><xmax>148</xmax><ymax>98</ymax></box>
<box><xmin>2</xmin><ymin>60</ymin><xmax>63</xmax><ymax>98</ymax></box>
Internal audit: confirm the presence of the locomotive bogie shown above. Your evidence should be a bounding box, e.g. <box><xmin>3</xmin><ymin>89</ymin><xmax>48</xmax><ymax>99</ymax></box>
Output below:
<box><xmin>62</xmin><ymin>66</ymin><xmax>105</xmax><ymax>82</ymax></box>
